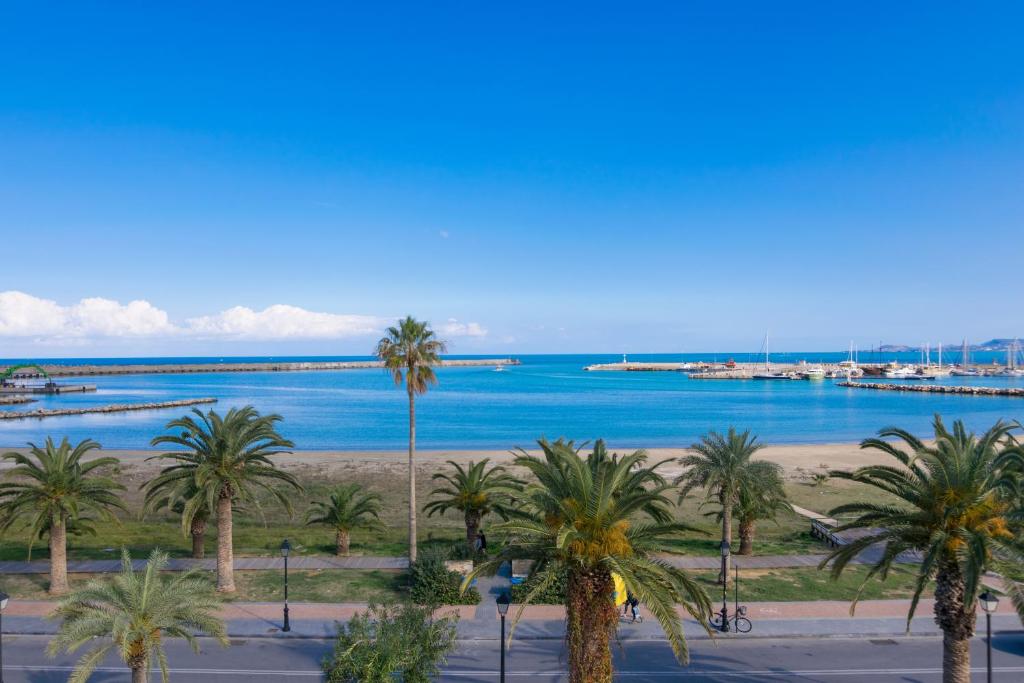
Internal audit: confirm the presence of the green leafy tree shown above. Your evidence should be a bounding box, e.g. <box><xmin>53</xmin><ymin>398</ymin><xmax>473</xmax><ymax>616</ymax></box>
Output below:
<box><xmin>822</xmin><ymin>417</ymin><xmax>1024</xmax><ymax>683</ymax></box>
<box><xmin>305</xmin><ymin>483</ymin><xmax>384</xmax><ymax>556</ymax></box>
<box><xmin>466</xmin><ymin>439</ymin><xmax>712</xmax><ymax>683</ymax></box>
<box><xmin>423</xmin><ymin>459</ymin><xmax>522</xmax><ymax>552</ymax></box>
<box><xmin>0</xmin><ymin>437</ymin><xmax>125</xmax><ymax>595</ymax></box>
<box><xmin>375</xmin><ymin>316</ymin><xmax>447</xmax><ymax>563</ymax></box>
<box><xmin>148</xmin><ymin>406</ymin><xmax>301</xmax><ymax>592</ymax></box>
<box><xmin>703</xmin><ymin>461</ymin><xmax>790</xmax><ymax>555</ymax></box>
<box><xmin>322</xmin><ymin>602</ymin><xmax>458</xmax><ymax>683</ymax></box>
<box><xmin>143</xmin><ymin>479</ymin><xmax>212</xmax><ymax>559</ymax></box>
<box><xmin>675</xmin><ymin>428</ymin><xmax>766</xmax><ymax>583</ymax></box>
<box><xmin>48</xmin><ymin>548</ymin><xmax>227</xmax><ymax>683</ymax></box>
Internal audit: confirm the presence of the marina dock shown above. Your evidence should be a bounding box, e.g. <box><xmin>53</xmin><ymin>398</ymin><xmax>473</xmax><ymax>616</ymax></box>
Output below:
<box><xmin>585</xmin><ymin>361</ymin><xmax>852</xmax><ymax>378</ymax></box>
<box><xmin>0</xmin><ymin>397</ymin><xmax>219</xmax><ymax>421</ymax></box>
<box><xmin>0</xmin><ymin>358</ymin><xmax>520</xmax><ymax>379</ymax></box>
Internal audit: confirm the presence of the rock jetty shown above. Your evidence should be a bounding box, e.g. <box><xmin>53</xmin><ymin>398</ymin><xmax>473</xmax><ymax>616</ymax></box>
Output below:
<box><xmin>0</xmin><ymin>396</ymin><xmax>36</xmax><ymax>405</ymax></box>
<box><xmin>838</xmin><ymin>381</ymin><xmax>1024</xmax><ymax>397</ymax></box>
<box><xmin>0</xmin><ymin>397</ymin><xmax>218</xmax><ymax>420</ymax></box>
<box><xmin>0</xmin><ymin>359</ymin><xmax>520</xmax><ymax>379</ymax></box>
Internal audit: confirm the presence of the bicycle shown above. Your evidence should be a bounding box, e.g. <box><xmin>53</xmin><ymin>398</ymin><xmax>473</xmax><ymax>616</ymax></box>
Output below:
<box><xmin>709</xmin><ymin>605</ymin><xmax>752</xmax><ymax>633</ymax></box>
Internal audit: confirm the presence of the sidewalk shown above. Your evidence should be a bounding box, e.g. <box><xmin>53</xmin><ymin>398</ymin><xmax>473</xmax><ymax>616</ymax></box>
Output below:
<box><xmin>3</xmin><ymin>598</ymin><xmax>1019</xmax><ymax>641</ymax></box>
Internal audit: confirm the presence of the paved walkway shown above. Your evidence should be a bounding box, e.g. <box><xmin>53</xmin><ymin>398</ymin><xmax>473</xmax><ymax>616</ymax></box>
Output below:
<box><xmin>0</xmin><ymin>555</ymin><xmax>409</xmax><ymax>574</ymax></box>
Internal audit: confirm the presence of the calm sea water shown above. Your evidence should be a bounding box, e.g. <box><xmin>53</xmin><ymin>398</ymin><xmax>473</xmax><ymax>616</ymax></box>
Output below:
<box><xmin>1</xmin><ymin>353</ymin><xmax>1021</xmax><ymax>450</ymax></box>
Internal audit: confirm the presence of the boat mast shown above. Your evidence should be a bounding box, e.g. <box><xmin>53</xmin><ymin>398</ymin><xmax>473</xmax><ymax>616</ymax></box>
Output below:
<box><xmin>764</xmin><ymin>331</ymin><xmax>770</xmax><ymax>371</ymax></box>
<box><xmin>938</xmin><ymin>343</ymin><xmax>943</xmax><ymax>369</ymax></box>
<box><xmin>962</xmin><ymin>339</ymin><xmax>970</xmax><ymax>369</ymax></box>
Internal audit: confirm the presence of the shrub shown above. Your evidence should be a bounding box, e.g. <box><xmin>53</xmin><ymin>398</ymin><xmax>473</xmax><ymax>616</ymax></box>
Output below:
<box><xmin>409</xmin><ymin>548</ymin><xmax>481</xmax><ymax>606</ymax></box>
<box><xmin>510</xmin><ymin>566</ymin><xmax>568</xmax><ymax>604</ymax></box>
<box><xmin>322</xmin><ymin>602</ymin><xmax>458</xmax><ymax>683</ymax></box>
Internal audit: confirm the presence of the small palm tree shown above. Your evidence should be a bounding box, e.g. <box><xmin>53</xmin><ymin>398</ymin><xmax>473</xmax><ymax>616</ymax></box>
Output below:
<box><xmin>375</xmin><ymin>316</ymin><xmax>447</xmax><ymax>563</ymax></box>
<box><xmin>143</xmin><ymin>479</ymin><xmax>212</xmax><ymax>559</ymax></box>
<box><xmin>48</xmin><ymin>548</ymin><xmax>228</xmax><ymax>683</ymax></box>
<box><xmin>705</xmin><ymin>461</ymin><xmax>790</xmax><ymax>555</ymax></box>
<box><xmin>423</xmin><ymin>459</ymin><xmax>522</xmax><ymax>553</ymax></box>
<box><xmin>675</xmin><ymin>428</ymin><xmax>765</xmax><ymax>583</ymax></box>
<box><xmin>306</xmin><ymin>483</ymin><xmax>384</xmax><ymax>556</ymax></box>
<box><xmin>822</xmin><ymin>416</ymin><xmax>1024</xmax><ymax>683</ymax></box>
<box><xmin>148</xmin><ymin>406</ymin><xmax>301</xmax><ymax>592</ymax></box>
<box><xmin>0</xmin><ymin>437</ymin><xmax>125</xmax><ymax>595</ymax></box>
<box><xmin>465</xmin><ymin>439</ymin><xmax>712</xmax><ymax>683</ymax></box>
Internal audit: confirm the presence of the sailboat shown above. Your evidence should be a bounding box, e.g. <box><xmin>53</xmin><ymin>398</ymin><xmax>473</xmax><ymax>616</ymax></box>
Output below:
<box><xmin>999</xmin><ymin>339</ymin><xmax>1024</xmax><ymax>377</ymax></box>
<box><xmin>950</xmin><ymin>339</ymin><xmax>980</xmax><ymax>376</ymax></box>
<box><xmin>752</xmin><ymin>332</ymin><xmax>795</xmax><ymax>380</ymax></box>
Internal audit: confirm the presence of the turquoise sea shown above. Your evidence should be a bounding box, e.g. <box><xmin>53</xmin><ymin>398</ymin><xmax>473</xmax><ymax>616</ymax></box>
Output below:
<box><xmin>1</xmin><ymin>353</ymin><xmax>1022</xmax><ymax>450</ymax></box>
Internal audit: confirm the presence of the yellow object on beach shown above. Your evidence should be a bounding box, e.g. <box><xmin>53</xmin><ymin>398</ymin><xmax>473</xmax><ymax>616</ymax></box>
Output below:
<box><xmin>612</xmin><ymin>572</ymin><xmax>626</xmax><ymax>606</ymax></box>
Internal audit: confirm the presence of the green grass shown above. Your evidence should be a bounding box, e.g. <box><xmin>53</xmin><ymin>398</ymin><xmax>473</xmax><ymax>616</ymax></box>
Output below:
<box><xmin>0</xmin><ymin>569</ymin><xmax>409</xmax><ymax>603</ymax></box>
<box><xmin>784</xmin><ymin>477</ymin><xmax>902</xmax><ymax>520</ymax></box>
<box><xmin>694</xmin><ymin>563</ymin><xmax>926</xmax><ymax>602</ymax></box>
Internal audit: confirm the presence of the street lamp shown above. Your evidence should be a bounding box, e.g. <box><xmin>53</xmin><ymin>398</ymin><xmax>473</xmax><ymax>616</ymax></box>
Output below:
<box><xmin>979</xmin><ymin>591</ymin><xmax>999</xmax><ymax>683</ymax></box>
<box><xmin>717</xmin><ymin>541</ymin><xmax>731</xmax><ymax>632</ymax></box>
<box><xmin>280</xmin><ymin>539</ymin><xmax>291</xmax><ymax>632</ymax></box>
<box><xmin>496</xmin><ymin>592</ymin><xmax>510</xmax><ymax>683</ymax></box>
<box><xmin>0</xmin><ymin>591</ymin><xmax>9</xmax><ymax>683</ymax></box>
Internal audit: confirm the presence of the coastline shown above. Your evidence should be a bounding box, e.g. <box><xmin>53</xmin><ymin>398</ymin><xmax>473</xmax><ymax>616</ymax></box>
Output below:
<box><xmin>0</xmin><ymin>441</ymin><xmax>888</xmax><ymax>476</ymax></box>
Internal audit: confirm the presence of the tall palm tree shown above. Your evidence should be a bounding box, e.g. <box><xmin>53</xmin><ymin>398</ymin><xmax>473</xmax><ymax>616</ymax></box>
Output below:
<box><xmin>822</xmin><ymin>417</ymin><xmax>1024</xmax><ymax>683</ymax></box>
<box><xmin>375</xmin><ymin>316</ymin><xmax>447</xmax><ymax>563</ymax></box>
<box><xmin>0</xmin><ymin>437</ymin><xmax>125</xmax><ymax>595</ymax></box>
<box><xmin>704</xmin><ymin>461</ymin><xmax>790</xmax><ymax>555</ymax></box>
<box><xmin>423</xmin><ymin>459</ymin><xmax>522</xmax><ymax>552</ymax></box>
<box><xmin>142</xmin><ymin>478</ymin><xmax>212</xmax><ymax>559</ymax></box>
<box><xmin>675</xmin><ymin>428</ymin><xmax>765</xmax><ymax>583</ymax></box>
<box><xmin>465</xmin><ymin>439</ymin><xmax>712</xmax><ymax>683</ymax></box>
<box><xmin>305</xmin><ymin>483</ymin><xmax>384</xmax><ymax>556</ymax></box>
<box><xmin>48</xmin><ymin>548</ymin><xmax>228</xmax><ymax>683</ymax></box>
<box><xmin>148</xmin><ymin>406</ymin><xmax>301</xmax><ymax>592</ymax></box>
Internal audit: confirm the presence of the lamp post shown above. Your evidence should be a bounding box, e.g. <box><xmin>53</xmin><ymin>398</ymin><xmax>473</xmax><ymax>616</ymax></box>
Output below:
<box><xmin>496</xmin><ymin>592</ymin><xmax>510</xmax><ymax>683</ymax></box>
<box><xmin>718</xmin><ymin>541</ymin><xmax>731</xmax><ymax>632</ymax></box>
<box><xmin>979</xmin><ymin>591</ymin><xmax>999</xmax><ymax>683</ymax></box>
<box><xmin>0</xmin><ymin>591</ymin><xmax>9</xmax><ymax>683</ymax></box>
<box><xmin>280</xmin><ymin>539</ymin><xmax>291</xmax><ymax>632</ymax></box>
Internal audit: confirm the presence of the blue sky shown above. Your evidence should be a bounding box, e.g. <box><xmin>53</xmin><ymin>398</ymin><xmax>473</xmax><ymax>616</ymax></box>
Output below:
<box><xmin>1</xmin><ymin>2</ymin><xmax>1022</xmax><ymax>356</ymax></box>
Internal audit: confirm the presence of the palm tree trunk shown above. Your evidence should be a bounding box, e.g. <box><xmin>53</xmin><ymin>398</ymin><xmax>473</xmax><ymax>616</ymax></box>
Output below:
<box><xmin>738</xmin><ymin>517</ymin><xmax>754</xmax><ymax>555</ymax></box>
<box><xmin>465</xmin><ymin>510</ymin><xmax>481</xmax><ymax>554</ymax></box>
<box><xmin>408</xmin><ymin>385</ymin><xmax>418</xmax><ymax>563</ymax></box>
<box><xmin>336</xmin><ymin>529</ymin><xmax>351</xmax><ymax>556</ymax></box>
<box><xmin>216</xmin><ymin>494</ymin><xmax>236</xmax><ymax>592</ymax></box>
<box><xmin>131</xmin><ymin>663</ymin><xmax>148</xmax><ymax>683</ymax></box>
<box><xmin>719</xmin><ymin>493</ymin><xmax>732</xmax><ymax>585</ymax></box>
<box><xmin>566</xmin><ymin>568</ymin><xmax>615</xmax><ymax>683</ymax></box>
<box><xmin>49</xmin><ymin>514</ymin><xmax>69</xmax><ymax>595</ymax></box>
<box><xmin>934</xmin><ymin>563</ymin><xmax>974</xmax><ymax>683</ymax></box>
<box><xmin>191</xmin><ymin>516</ymin><xmax>207</xmax><ymax>559</ymax></box>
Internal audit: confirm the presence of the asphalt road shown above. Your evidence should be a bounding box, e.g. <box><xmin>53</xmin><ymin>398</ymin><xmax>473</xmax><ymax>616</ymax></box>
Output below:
<box><xmin>2</xmin><ymin>632</ymin><xmax>1024</xmax><ymax>681</ymax></box>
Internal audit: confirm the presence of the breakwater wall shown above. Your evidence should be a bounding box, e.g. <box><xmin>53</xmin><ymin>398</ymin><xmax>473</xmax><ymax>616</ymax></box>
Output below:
<box><xmin>0</xmin><ymin>397</ymin><xmax>218</xmax><ymax>420</ymax></box>
<box><xmin>1</xmin><ymin>358</ymin><xmax>520</xmax><ymax>379</ymax></box>
<box><xmin>838</xmin><ymin>382</ymin><xmax>1024</xmax><ymax>397</ymax></box>
<box><xmin>0</xmin><ymin>396</ymin><xmax>36</xmax><ymax>405</ymax></box>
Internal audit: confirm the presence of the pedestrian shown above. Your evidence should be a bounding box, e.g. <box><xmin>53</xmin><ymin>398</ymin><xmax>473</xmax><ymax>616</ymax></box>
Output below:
<box><xmin>477</xmin><ymin>530</ymin><xmax>487</xmax><ymax>553</ymax></box>
<box><xmin>624</xmin><ymin>591</ymin><xmax>635</xmax><ymax>617</ymax></box>
<box><xmin>629</xmin><ymin>594</ymin><xmax>640</xmax><ymax>623</ymax></box>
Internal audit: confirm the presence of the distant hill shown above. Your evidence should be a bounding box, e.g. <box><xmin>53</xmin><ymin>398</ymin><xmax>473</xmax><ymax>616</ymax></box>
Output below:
<box><xmin>976</xmin><ymin>339</ymin><xmax>1023</xmax><ymax>351</ymax></box>
<box><xmin>878</xmin><ymin>339</ymin><xmax>1021</xmax><ymax>353</ymax></box>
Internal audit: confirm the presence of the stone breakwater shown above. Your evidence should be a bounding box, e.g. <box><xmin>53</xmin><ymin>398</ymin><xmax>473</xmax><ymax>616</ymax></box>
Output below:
<box><xmin>0</xmin><ymin>396</ymin><xmax>36</xmax><ymax>405</ymax></box>
<box><xmin>838</xmin><ymin>381</ymin><xmax>1024</xmax><ymax>397</ymax></box>
<box><xmin>1</xmin><ymin>358</ymin><xmax>520</xmax><ymax>379</ymax></box>
<box><xmin>0</xmin><ymin>398</ymin><xmax>218</xmax><ymax>420</ymax></box>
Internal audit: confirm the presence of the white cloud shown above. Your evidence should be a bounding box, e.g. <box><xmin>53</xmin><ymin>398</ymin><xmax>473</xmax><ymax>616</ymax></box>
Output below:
<box><xmin>439</xmin><ymin>230</ymin><xmax>450</xmax><ymax>239</ymax></box>
<box><xmin>0</xmin><ymin>291</ymin><xmax>174</xmax><ymax>337</ymax></box>
<box><xmin>440</xmin><ymin>318</ymin><xmax>487</xmax><ymax>338</ymax></box>
<box><xmin>186</xmin><ymin>305</ymin><xmax>384</xmax><ymax>340</ymax></box>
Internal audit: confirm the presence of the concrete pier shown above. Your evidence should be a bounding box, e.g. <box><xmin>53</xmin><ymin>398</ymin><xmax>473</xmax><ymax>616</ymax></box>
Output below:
<box><xmin>0</xmin><ymin>397</ymin><xmax>218</xmax><ymax>420</ymax></box>
<box><xmin>0</xmin><ymin>358</ymin><xmax>520</xmax><ymax>379</ymax></box>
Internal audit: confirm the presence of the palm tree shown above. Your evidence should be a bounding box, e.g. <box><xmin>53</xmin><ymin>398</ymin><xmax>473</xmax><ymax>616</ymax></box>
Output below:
<box><xmin>0</xmin><ymin>437</ymin><xmax>125</xmax><ymax>595</ymax></box>
<box><xmin>375</xmin><ymin>316</ymin><xmax>447</xmax><ymax>563</ymax></box>
<box><xmin>822</xmin><ymin>417</ymin><xmax>1024</xmax><ymax>683</ymax></box>
<box><xmin>305</xmin><ymin>483</ymin><xmax>384</xmax><ymax>556</ymax></box>
<box><xmin>48</xmin><ymin>548</ymin><xmax>228</xmax><ymax>683</ymax></box>
<box><xmin>423</xmin><ymin>459</ymin><xmax>522</xmax><ymax>552</ymax></box>
<box><xmin>148</xmin><ymin>406</ymin><xmax>301</xmax><ymax>592</ymax></box>
<box><xmin>675</xmin><ymin>428</ymin><xmax>765</xmax><ymax>583</ymax></box>
<box><xmin>143</xmin><ymin>479</ymin><xmax>212</xmax><ymax>559</ymax></box>
<box><xmin>465</xmin><ymin>439</ymin><xmax>712</xmax><ymax>683</ymax></box>
<box><xmin>704</xmin><ymin>461</ymin><xmax>790</xmax><ymax>555</ymax></box>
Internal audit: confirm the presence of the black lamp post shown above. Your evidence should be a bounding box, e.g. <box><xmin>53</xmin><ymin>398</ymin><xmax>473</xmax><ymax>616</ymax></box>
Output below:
<box><xmin>718</xmin><ymin>541</ymin><xmax>731</xmax><ymax>632</ymax></box>
<box><xmin>280</xmin><ymin>539</ymin><xmax>291</xmax><ymax>632</ymax></box>
<box><xmin>496</xmin><ymin>592</ymin><xmax>510</xmax><ymax>683</ymax></box>
<box><xmin>0</xmin><ymin>591</ymin><xmax>9</xmax><ymax>683</ymax></box>
<box><xmin>979</xmin><ymin>591</ymin><xmax>999</xmax><ymax>683</ymax></box>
